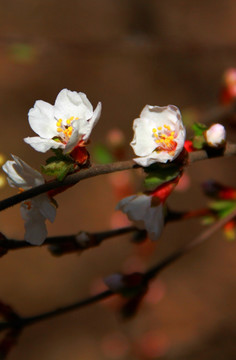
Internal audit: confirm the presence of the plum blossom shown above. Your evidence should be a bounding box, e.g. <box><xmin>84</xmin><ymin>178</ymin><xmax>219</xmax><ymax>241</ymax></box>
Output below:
<box><xmin>205</xmin><ymin>124</ymin><xmax>226</xmax><ymax>147</ymax></box>
<box><xmin>116</xmin><ymin>194</ymin><xmax>164</xmax><ymax>241</ymax></box>
<box><xmin>24</xmin><ymin>89</ymin><xmax>102</xmax><ymax>154</ymax></box>
<box><xmin>131</xmin><ymin>105</ymin><xmax>186</xmax><ymax>166</ymax></box>
<box><xmin>2</xmin><ymin>155</ymin><xmax>56</xmax><ymax>245</ymax></box>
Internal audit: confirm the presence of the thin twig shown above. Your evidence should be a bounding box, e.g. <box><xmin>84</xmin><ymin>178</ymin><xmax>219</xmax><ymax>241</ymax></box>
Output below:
<box><xmin>145</xmin><ymin>207</ymin><xmax>236</xmax><ymax>281</ymax></box>
<box><xmin>0</xmin><ymin>226</ymin><xmax>135</xmax><ymax>252</ymax></box>
<box><xmin>0</xmin><ymin>207</ymin><xmax>235</xmax><ymax>332</ymax></box>
<box><xmin>0</xmin><ymin>143</ymin><xmax>236</xmax><ymax>212</ymax></box>
<box><xmin>0</xmin><ymin>208</ymin><xmax>209</xmax><ymax>253</ymax></box>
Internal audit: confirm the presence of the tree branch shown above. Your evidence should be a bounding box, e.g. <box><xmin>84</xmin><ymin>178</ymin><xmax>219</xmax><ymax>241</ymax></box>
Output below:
<box><xmin>0</xmin><ymin>207</ymin><xmax>235</xmax><ymax>332</ymax></box>
<box><xmin>0</xmin><ymin>143</ymin><xmax>235</xmax><ymax>212</ymax></box>
<box><xmin>0</xmin><ymin>207</ymin><xmax>209</xmax><ymax>254</ymax></box>
<box><xmin>0</xmin><ymin>226</ymin><xmax>136</xmax><ymax>253</ymax></box>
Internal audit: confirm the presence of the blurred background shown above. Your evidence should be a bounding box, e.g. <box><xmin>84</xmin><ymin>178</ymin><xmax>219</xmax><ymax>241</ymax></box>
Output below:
<box><xmin>0</xmin><ymin>0</ymin><xmax>236</xmax><ymax>359</ymax></box>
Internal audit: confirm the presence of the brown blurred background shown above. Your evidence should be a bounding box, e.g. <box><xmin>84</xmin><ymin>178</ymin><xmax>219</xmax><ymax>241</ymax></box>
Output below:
<box><xmin>0</xmin><ymin>0</ymin><xmax>236</xmax><ymax>359</ymax></box>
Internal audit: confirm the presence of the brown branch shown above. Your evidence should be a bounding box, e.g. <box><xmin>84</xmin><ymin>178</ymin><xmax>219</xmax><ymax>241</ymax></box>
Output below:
<box><xmin>145</xmin><ymin>207</ymin><xmax>236</xmax><ymax>281</ymax></box>
<box><xmin>0</xmin><ymin>226</ymin><xmax>136</xmax><ymax>254</ymax></box>
<box><xmin>0</xmin><ymin>207</ymin><xmax>235</xmax><ymax>332</ymax></box>
<box><xmin>0</xmin><ymin>143</ymin><xmax>235</xmax><ymax>212</ymax></box>
<box><xmin>0</xmin><ymin>207</ymin><xmax>209</xmax><ymax>254</ymax></box>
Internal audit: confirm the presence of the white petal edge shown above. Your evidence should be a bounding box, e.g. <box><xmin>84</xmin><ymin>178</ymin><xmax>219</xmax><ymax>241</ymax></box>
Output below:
<box><xmin>24</xmin><ymin>136</ymin><xmax>64</xmax><ymax>153</ymax></box>
<box><xmin>28</xmin><ymin>100</ymin><xmax>57</xmax><ymax>138</ymax></box>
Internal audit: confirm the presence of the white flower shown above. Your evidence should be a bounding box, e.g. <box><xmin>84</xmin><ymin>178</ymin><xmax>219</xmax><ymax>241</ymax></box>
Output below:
<box><xmin>131</xmin><ymin>105</ymin><xmax>186</xmax><ymax>166</ymax></box>
<box><xmin>24</xmin><ymin>89</ymin><xmax>102</xmax><ymax>154</ymax></box>
<box><xmin>116</xmin><ymin>194</ymin><xmax>164</xmax><ymax>241</ymax></box>
<box><xmin>2</xmin><ymin>155</ymin><xmax>56</xmax><ymax>245</ymax></box>
<box><xmin>205</xmin><ymin>123</ymin><xmax>226</xmax><ymax>147</ymax></box>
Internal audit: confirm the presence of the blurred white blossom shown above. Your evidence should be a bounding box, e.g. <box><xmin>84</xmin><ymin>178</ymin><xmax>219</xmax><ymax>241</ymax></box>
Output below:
<box><xmin>116</xmin><ymin>194</ymin><xmax>164</xmax><ymax>241</ymax></box>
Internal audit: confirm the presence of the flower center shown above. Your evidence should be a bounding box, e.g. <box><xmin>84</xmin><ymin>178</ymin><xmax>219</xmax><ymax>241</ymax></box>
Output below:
<box><xmin>152</xmin><ymin>125</ymin><xmax>177</xmax><ymax>153</ymax></box>
<box><xmin>56</xmin><ymin>116</ymin><xmax>79</xmax><ymax>142</ymax></box>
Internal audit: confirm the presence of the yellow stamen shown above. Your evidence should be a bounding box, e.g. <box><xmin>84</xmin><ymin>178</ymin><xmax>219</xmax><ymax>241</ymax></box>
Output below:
<box><xmin>152</xmin><ymin>128</ymin><xmax>157</xmax><ymax>133</ymax></box>
<box><xmin>66</xmin><ymin>117</ymin><xmax>74</xmax><ymax>125</ymax></box>
<box><xmin>164</xmin><ymin>124</ymin><xmax>171</xmax><ymax>130</ymax></box>
<box><xmin>158</xmin><ymin>126</ymin><xmax>162</xmax><ymax>131</ymax></box>
<box><xmin>57</xmin><ymin>128</ymin><xmax>63</xmax><ymax>133</ymax></box>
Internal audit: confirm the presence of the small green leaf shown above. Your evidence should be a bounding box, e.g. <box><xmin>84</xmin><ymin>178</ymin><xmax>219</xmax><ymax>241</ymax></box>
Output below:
<box><xmin>144</xmin><ymin>165</ymin><xmax>180</xmax><ymax>191</ymax></box>
<box><xmin>209</xmin><ymin>200</ymin><xmax>236</xmax><ymax>218</ymax></box>
<box><xmin>192</xmin><ymin>122</ymin><xmax>207</xmax><ymax>136</ymax></box>
<box><xmin>41</xmin><ymin>161</ymin><xmax>74</xmax><ymax>181</ymax></box>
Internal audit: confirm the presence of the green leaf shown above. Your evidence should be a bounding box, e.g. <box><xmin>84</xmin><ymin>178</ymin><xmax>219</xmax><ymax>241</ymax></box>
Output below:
<box><xmin>144</xmin><ymin>165</ymin><xmax>180</xmax><ymax>191</ymax></box>
<box><xmin>192</xmin><ymin>135</ymin><xmax>206</xmax><ymax>149</ymax></box>
<box><xmin>209</xmin><ymin>200</ymin><xmax>236</xmax><ymax>218</ymax></box>
<box><xmin>41</xmin><ymin>161</ymin><xmax>74</xmax><ymax>181</ymax></box>
<box><xmin>92</xmin><ymin>144</ymin><xmax>114</xmax><ymax>164</ymax></box>
<box><xmin>192</xmin><ymin>122</ymin><xmax>207</xmax><ymax>136</ymax></box>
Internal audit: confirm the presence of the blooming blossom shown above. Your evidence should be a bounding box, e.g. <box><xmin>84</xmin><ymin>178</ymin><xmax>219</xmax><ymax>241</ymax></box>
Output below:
<box><xmin>2</xmin><ymin>155</ymin><xmax>56</xmax><ymax>245</ymax></box>
<box><xmin>205</xmin><ymin>123</ymin><xmax>226</xmax><ymax>147</ymax></box>
<box><xmin>116</xmin><ymin>194</ymin><xmax>164</xmax><ymax>241</ymax></box>
<box><xmin>24</xmin><ymin>89</ymin><xmax>102</xmax><ymax>154</ymax></box>
<box><xmin>131</xmin><ymin>105</ymin><xmax>186</xmax><ymax>166</ymax></box>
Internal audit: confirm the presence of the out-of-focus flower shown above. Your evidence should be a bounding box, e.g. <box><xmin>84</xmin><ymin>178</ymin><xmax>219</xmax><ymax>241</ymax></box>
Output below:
<box><xmin>205</xmin><ymin>123</ymin><xmax>226</xmax><ymax>147</ymax></box>
<box><xmin>116</xmin><ymin>176</ymin><xmax>180</xmax><ymax>241</ymax></box>
<box><xmin>202</xmin><ymin>180</ymin><xmax>236</xmax><ymax>200</ymax></box>
<box><xmin>24</xmin><ymin>89</ymin><xmax>101</xmax><ymax>154</ymax></box>
<box><xmin>223</xmin><ymin>220</ymin><xmax>236</xmax><ymax>241</ymax></box>
<box><xmin>116</xmin><ymin>194</ymin><xmax>164</xmax><ymax>241</ymax></box>
<box><xmin>131</xmin><ymin>105</ymin><xmax>186</xmax><ymax>166</ymax></box>
<box><xmin>2</xmin><ymin>155</ymin><xmax>56</xmax><ymax>245</ymax></box>
<box><xmin>220</xmin><ymin>68</ymin><xmax>236</xmax><ymax>105</ymax></box>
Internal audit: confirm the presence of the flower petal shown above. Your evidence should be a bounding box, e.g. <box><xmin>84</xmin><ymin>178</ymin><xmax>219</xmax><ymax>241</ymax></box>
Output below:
<box><xmin>36</xmin><ymin>195</ymin><xmax>57</xmax><ymax>223</ymax></box>
<box><xmin>2</xmin><ymin>160</ymin><xmax>25</xmax><ymax>188</ymax></box>
<box><xmin>63</xmin><ymin>126</ymin><xmax>80</xmax><ymax>154</ymax></box>
<box><xmin>130</xmin><ymin>117</ymin><xmax>158</xmax><ymax>157</ymax></box>
<box><xmin>116</xmin><ymin>194</ymin><xmax>151</xmax><ymax>228</ymax></box>
<box><xmin>2</xmin><ymin>155</ymin><xmax>44</xmax><ymax>188</ymax></box>
<box><xmin>28</xmin><ymin>100</ymin><xmax>57</xmax><ymax>138</ymax></box>
<box><xmin>54</xmin><ymin>89</ymin><xmax>93</xmax><ymax>122</ymax></box>
<box><xmin>145</xmin><ymin>204</ymin><xmax>164</xmax><ymax>240</ymax></box>
<box><xmin>116</xmin><ymin>194</ymin><xmax>164</xmax><ymax>241</ymax></box>
<box><xmin>11</xmin><ymin>155</ymin><xmax>44</xmax><ymax>187</ymax></box>
<box><xmin>20</xmin><ymin>204</ymin><xmax>48</xmax><ymax>245</ymax></box>
<box><xmin>24</xmin><ymin>136</ymin><xmax>64</xmax><ymax>153</ymax></box>
<box><xmin>81</xmin><ymin>102</ymin><xmax>102</xmax><ymax>141</ymax></box>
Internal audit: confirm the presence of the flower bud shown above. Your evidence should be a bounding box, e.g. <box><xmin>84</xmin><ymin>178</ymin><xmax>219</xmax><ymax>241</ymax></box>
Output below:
<box><xmin>205</xmin><ymin>124</ymin><xmax>226</xmax><ymax>147</ymax></box>
<box><xmin>104</xmin><ymin>273</ymin><xmax>124</xmax><ymax>292</ymax></box>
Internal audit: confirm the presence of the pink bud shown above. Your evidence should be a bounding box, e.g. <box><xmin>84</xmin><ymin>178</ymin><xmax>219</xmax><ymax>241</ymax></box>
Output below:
<box><xmin>205</xmin><ymin>124</ymin><xmax>226</xmax><ymax>147</ymax></box>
